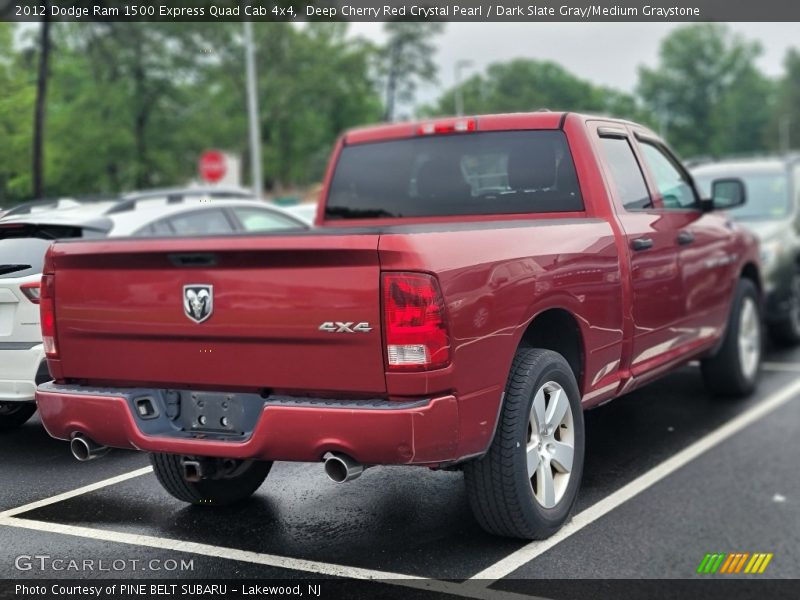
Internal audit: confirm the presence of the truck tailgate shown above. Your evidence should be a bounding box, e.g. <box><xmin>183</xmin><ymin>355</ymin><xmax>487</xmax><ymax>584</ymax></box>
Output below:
<box><xmin>47</xmin><ymin>234</ymin><xmax>386</xmax><ymax>394</ymax></box>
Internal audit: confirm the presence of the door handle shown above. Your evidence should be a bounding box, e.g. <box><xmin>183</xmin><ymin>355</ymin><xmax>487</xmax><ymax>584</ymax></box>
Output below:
<box><xmin>677</xmin><ymin>230</ymin><xmax>695</xmax><ymax>245</ymax></box>
<box><xmin>631</xmin><ymin>237</ymin><xmax>654</xmax><ymax>251</ymax></box>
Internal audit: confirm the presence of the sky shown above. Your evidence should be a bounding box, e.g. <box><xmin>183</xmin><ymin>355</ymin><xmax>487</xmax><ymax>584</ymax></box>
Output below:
<box><xmin>348</xmin><ymin>22</ymin><xmax>798</xmax><ymax>107</ymax></box>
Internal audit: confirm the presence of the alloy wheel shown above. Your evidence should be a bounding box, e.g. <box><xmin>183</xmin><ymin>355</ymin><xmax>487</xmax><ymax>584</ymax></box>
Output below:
<box><xmin>526</xmin><ymin>381</ymin><xmax>575</xmax><ymax>509</ymax></box>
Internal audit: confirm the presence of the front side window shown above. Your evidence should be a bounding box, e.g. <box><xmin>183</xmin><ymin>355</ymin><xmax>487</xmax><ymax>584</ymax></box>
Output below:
<box><xmin>638</xmin><ymin>142</ymin><xmax>697</xmax><ymax>210</ymax></box>
<box><xmin>326</xmin><ymin>130</ymin><xmax>583</xmax><ymax>219</ymax></box>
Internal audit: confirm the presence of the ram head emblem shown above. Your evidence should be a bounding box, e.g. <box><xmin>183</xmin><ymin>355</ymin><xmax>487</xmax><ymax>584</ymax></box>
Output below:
<box><xmin>183</xmin><ymin>285</ymin><xmax>214</xmax><ymax>324</ymax></box>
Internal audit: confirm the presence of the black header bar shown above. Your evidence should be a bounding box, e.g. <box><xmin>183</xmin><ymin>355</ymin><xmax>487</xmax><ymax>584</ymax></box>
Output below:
<box><xmin>1</xmin><ymin>0</ymin><xmax>799</xmax><ymax>22</ymax></box>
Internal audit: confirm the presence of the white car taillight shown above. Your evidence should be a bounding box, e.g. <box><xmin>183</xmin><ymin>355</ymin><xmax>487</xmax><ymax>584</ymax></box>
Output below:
<box><xmin>20</xmin><ymin>281</ymin><xmax>41</xmax><ymax>304</ymax></box>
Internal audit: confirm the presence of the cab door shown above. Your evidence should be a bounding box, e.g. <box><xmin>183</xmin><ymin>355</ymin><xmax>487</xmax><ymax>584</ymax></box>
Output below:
<box><xmin>632</xmin><ymin>133</ymin><xmax>737</xmax><ymax>345</ymax></box>
<box><xmin>591</xmin><ymin>123</ymin><xmax>685</xmax><ymax>375</ymax></box>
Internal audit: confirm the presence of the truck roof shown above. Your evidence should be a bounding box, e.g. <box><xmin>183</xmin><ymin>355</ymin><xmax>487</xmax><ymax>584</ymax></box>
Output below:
<box><xmin>343</xmin><ymin>112</ymin><xmax>645</xmax><ymax>145</ymax></box>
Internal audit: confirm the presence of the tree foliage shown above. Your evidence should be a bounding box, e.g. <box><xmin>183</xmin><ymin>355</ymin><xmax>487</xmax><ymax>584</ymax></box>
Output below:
<box><xmin>1</xmin><ymin>21</ymin><xmax>799</xmax><ymax>208</ymax></box>
<box><xmin>428</xmin><ymin>58</ymin><xmax>643</xmax><ymax>120</ymax></box>
<box><xmin>771</xmin><ymin>49</ymin><xmax>800</xmax><ymax>153</ymax></box>
<box><xmin>0</xmin><ymin>22</ymin><xmax>382</xmax><ymax>205</ymax></box>
<box><xmin>378</xmin><ymin>22</ymin><xmax>443</xmax><ymax>121</ymax></box>
<box><xmin>638</xmin><ymin>24</ymin><xmax>774</xmax><ymax>157</ymax></box>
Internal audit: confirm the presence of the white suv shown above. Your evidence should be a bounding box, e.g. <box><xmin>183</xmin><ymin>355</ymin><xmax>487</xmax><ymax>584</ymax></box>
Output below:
<box><xmin>0</xmin><ymin>238</ymin><xmax>52</xmax><ymax>429</ymax></box>
<box><xmin>0</xmin><ymin>196</ymin><xmax>308</xmax><ymax>429</ymax></box>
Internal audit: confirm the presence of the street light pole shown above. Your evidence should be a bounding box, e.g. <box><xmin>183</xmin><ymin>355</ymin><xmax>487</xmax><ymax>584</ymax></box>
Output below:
<box><xmin>454</xmin><ymin>59</ymin><xmax>473</xmax><ymax>117</ymax></box>
<box><xmin>779</xmin><ymin>114</ymin><xmax>791</xmax><ymax>155</ymax></box>
<box><xmin>244</xmin><ymin>20</ymin><xmax>263</xmax><ymax>198</ymax></box>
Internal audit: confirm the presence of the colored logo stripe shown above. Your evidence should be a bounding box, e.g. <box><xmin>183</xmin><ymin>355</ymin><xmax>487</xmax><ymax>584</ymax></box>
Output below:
<box><xmin>744</xmin><ymin>553</ymin><xmax>774</xmax><ymax>574</ymax></box>
<box><xmin>698</xmin><ymin>553</ymin><xmax>773</xmax><ymax>574</ymax></box>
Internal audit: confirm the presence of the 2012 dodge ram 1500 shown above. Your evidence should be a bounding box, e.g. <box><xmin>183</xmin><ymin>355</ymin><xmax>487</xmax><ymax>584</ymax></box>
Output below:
<box><xmin>36</xmin><ymin>112</ymin><xmax>762</xmax><ymax>539</ymax></box>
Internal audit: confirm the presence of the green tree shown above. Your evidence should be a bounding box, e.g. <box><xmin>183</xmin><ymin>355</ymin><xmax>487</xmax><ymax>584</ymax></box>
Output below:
<box><xmin>638</xmin><ymin>24</ymin><xmax>771</xmax><ymax>157</ymax></box>
<box><xmin>429</xmin><ymin>59</ymin><xmax>643</xmax><ymax>121</ymax></box>
<box><xmin>712</xmin><ymin>64</ymin><xmax>775</xmax><ymax>155</ymax></box>
<box><xmin>771</xmin><ymin>49</ymin><xmax>800</xmax><ymax>152</ymax></box>
<box><xmin>1</xmin><ymin>22</ymin><xmax>384</xmax><ymax>202</ymax></box>
<box><xmin>0</xmin><ymin>23</ymin><xmax>36</xmax><ymax>205</ymax></box>
<box><xmin>379</xmin><ymin>22</ymin><xmax>443</xmax><ymax>122</ymax></box>
<box><xmin>238</xmin><ymin>23</ymin><xmax>381</xmax><ymax>188</ymax></box>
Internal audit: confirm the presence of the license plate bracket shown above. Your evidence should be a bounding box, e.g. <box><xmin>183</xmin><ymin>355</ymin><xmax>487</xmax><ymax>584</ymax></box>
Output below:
<box><xmin>180</xmin><ymin>392</ymin><xmax>246</xmax><ymax>435</ymax></box>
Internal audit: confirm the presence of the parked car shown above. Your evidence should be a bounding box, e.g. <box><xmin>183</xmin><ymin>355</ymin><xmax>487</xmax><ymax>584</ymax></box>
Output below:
<box><xmin>692</xmin><ymin>156</ymin><xmax>800</xmax><ymax>345</ymax></box>
<box><xmin>0</xmin><ymin>198</ymin><xmax>81</xmax><ymax>219</ymax></box>
<box><xmin>36</xmin><ymin>112</ymin><xmax>761</xmax><ymax>540</ymax></box>
<box><xmin>0</xmin><ymin>238</ymin><xmax>53</xmax><ymax>428</ymax></box>
<box><xmin>0</xmin><ymin>198</ymin><xmax>307</xmax><ymax>429</ymax></box>
<box><xmin>0</xmin><ymin>197</ymin><xmax>307</xmax><ymax>239</ymax></box>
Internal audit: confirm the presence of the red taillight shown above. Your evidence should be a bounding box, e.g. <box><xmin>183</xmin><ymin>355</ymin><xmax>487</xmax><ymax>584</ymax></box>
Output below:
<box><xmin>39</xmin><ymin>274</ymin><xmax>58</xmax><ymax>358</ymax></box>
<box><xmin>20</xmin><ymin>281</ymin><xmax>40</xmax><ymax>304</ymax></box>
<box><xmin>418</xmin><ymin>118</ymin><xmax>476</xmax><ymax>136</ymax></box>
<box><xmin>382</xmin><ymin>272</ymin><xmax>451</xmax><ymax>371</ymax></box>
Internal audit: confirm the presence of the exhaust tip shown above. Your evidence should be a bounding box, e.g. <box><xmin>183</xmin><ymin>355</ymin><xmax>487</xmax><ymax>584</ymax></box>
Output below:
<box><xmin>70</xmin><ymin>434</ymin><xmax>108</xmax><ymax>462</ymax></box>
<box><xmin>323</xmin><ymin>452</ymin><xmax>364</xmax><ymax>483</ymax></box>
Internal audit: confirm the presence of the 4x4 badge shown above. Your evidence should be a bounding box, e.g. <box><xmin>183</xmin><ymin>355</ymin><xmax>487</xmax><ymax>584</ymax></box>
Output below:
<box><xmin>183</xmin><ymin>284</ymin><xmax>214</xmax><ymax>324</ymax></box>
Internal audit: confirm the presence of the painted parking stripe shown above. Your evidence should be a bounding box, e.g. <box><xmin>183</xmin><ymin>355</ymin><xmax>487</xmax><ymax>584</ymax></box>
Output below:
<box><xmin>762</xmin><ymin>361</ymin><xmax>800</xmax><ymax>373</ymax></box>
<box><xmin>0</xmin><ymin>466</ymin><xmax>152</xmax><ymax>518</ymax></box>
<box><xmin>0</xmin><ymin>517</ymin><xmax>550</xmax><ymax>600</ymax></box>
<box><xmin>5</xmin><ymin>369</ymin><xmax>798</xmax><ymax>588</ymax></box>
<box><xmin>470</xmin><ymin>376</ymin><xmax>800</xmax><ymax>582</ymax></box>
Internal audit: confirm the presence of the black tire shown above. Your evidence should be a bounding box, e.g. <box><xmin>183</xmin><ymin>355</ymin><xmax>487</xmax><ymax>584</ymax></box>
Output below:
<box><xmin>702</xmin><ymin>279</ymin><xmax>762</xmax><ymax>397</ymax></box>
<box><xmin>0</xmin><ymin>402</ymin><xmax>37</xmax><ymax>430</ymax></box>
<box><xmin>463</xmin><ymin>348</ymin><xmax>585</xmax><ymax>539</ymax></box>
<box><xmin>150</xmin><ymin>453</ymin><xmax>272</xmax><ymax>506</ymax></box>
<box><xmin>768</xmin><ymin>274</ymin><xmax>800</xmax><ymax>346</ymax></box>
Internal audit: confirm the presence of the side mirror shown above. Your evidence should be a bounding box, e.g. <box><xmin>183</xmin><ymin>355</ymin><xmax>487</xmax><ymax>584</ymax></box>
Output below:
<box><xmin>702</xmin><ymin>178</ymin><xmax>746</xmax><ymax>211</ymax></box>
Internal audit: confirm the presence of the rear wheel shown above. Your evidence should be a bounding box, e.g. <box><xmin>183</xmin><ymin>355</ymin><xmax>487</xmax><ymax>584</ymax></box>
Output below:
<box><xmin>0</xmin><ymin>402</ymin><xmax>37</xmax><ymax>430</ymax></box>
<box><xmin>463</xmin><ymin>348</ymin><xmax>585</xmax><ymax>539</ymax></box>
<box><xmin>150</xmin><ymin>453</ymin><xmax>272</xmax><ymax>506</ymax></box>
<box><xmin>702</xmin><ymin>279</ymin><xmax>762</xmax><ymax>397</ymax></box>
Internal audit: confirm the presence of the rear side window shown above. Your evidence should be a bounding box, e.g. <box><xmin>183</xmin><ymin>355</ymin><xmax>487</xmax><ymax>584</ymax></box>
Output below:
<box><xmin>0</xmin><ymin>238</ymin><xmax>50</xmax><ymax>278</ymax></box>
<box><xmin>136</xmin><ymin>219</ymin><xmax>175</xmax><ymax>237</ymax></box>
<box><xmin>599</xmin><ymin>137</ymin><xmax>652</xmax><ymax>210</ymax></box>
<box><xmin>232</xmin><ymin>207</ymin><xmax>305</xmax><ymax>232</ymax></box>
<box><xmin>326</xmin><ymin>130</ymin><xmax>583</xmax><ymax>219</ymax></box>
<box><xmin>167</xmin><ymin>209</ymin><xmax>234</xmax><ymax>236</ymax></box>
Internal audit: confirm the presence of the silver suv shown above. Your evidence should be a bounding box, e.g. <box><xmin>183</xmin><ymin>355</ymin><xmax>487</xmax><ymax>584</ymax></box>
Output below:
<box><xmin>693</xmin><ymin>155</ymin><xmax>800</xmax><ymax>345</ymax></box>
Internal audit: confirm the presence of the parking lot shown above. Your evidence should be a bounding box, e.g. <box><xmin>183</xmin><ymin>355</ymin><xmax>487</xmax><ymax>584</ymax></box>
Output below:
<box><xmin>2</xmin><ymin>344</ymin><xmax>800</xmax><ymax>598</ymax></box>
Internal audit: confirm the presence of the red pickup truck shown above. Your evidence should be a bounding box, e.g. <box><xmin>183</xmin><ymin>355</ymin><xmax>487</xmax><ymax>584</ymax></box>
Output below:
<box><xmin>37</xmin><ymin>112</ymin><xmax>762</xmax><ymax>540</ymax></box>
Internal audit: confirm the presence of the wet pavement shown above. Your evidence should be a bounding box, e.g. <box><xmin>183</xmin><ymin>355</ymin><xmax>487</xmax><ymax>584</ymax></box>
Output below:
<box><xmin>2</xmin><ymin>346</ymin><xmax>800</xmax><ymax>598</ymax></box>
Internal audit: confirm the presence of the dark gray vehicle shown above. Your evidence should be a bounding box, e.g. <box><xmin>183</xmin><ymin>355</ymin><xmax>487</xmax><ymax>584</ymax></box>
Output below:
<box><xmin>693</xmin><ymin>156</ymin><xmax>800</xmax><ymax>344</ymax></box>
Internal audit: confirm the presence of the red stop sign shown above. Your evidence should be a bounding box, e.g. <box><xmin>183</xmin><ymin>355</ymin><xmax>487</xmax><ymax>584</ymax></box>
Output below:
<box><xmin>199</xmin><ymin>150</ymin><xmax>226</xmax><ymax>183</ymax></box>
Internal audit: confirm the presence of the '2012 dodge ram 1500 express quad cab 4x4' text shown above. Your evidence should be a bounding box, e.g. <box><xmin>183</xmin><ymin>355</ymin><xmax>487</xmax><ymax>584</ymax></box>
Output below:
<box><xmin>36</xmin><ymin>112</ymin><xmax>761</xmax><ymax>539</ymax></box>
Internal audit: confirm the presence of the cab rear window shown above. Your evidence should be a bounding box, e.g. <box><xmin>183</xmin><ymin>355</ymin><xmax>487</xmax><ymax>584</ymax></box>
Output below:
<box><xmin>326</xmin><ymin>130</ymin><xmax>583</xmax><ymax>219</ymax></box>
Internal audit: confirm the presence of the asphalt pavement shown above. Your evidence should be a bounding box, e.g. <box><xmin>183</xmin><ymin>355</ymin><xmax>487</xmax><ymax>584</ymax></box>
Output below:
<box><xmin>1</xmin><ymin>345</ymin><xmax>800</xmax><ymax>599</ymax></box>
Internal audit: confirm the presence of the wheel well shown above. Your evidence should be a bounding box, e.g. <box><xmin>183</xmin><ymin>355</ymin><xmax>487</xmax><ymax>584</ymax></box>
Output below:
<box><xmin>740</xmin><ymin>262</ymin><xmax>761</xmax><ymax>296</ymax></box>
<box><xmin>520</xmin><ymin>309</ymin><xmax>584</xmax><ymax>392</ymax></box>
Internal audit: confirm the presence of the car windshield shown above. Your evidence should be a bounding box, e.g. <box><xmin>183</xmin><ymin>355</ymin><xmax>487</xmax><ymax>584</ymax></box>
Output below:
<box><xmin>694</xmin><ymin>171</ymin><xmax>790</xmax><ymax>220</ymax></box>
<box><xmin>326</xmin><ymin>130</ymin><xmax>584</xmax><ymax>219</ymax></box>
